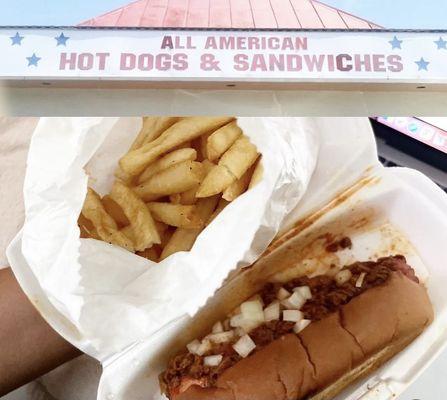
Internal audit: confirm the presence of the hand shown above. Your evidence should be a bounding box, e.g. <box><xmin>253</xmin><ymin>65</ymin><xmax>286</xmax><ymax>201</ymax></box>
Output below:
<box><xmin>0</xmin><ymin>268</ymin><xmax>81</xmax><ymax>396</ymax></box>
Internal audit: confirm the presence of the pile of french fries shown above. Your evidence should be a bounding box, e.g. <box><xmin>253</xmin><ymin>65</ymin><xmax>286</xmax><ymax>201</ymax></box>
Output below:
<box><xmin>78</xmin><ymin>117</ymin><xmax>263</xmax><ymax>262</ymax></box>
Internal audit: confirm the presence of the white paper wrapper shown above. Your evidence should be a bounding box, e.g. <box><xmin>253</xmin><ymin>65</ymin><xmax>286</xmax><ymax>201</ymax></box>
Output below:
<box><xmin>6</xmin><ymin>117</ymin><xmax>318</xmax><ymax>361</ymax></box>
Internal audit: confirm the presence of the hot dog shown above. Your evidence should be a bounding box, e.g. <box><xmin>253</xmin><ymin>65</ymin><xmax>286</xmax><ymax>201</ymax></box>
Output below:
<box><xmin>161</xmin><ymin>255</ymin><xmax>433</xmax><ymax>400</ymax></box>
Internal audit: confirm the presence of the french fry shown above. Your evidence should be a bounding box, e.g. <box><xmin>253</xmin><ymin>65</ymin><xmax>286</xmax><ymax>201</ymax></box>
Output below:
<box><xmin>121</xmin><ymin>225</ymin><xmax>135</xmax><ymax>242</ymax></box>
<box><xmin>81</xmin><ymin>188</ymin><xmax>134</xmax><ymax>251</ymax></box>
<box><xmin>169</xmin><ymin>193</ymin><xmax>182</xmax><ymax>204</ymax></box>
<box><xmin>206</xmin><ymin>121</ymin><xmax>243</xmax><ymax>162</ymax></box>
<box><xmin>160</xmin><ymin>195</ymin><xmax>220</xmax><ymax>260</ymax></box>
<box><xmin>81</xmin><ymin>116</ymin><xmax>261</xmax><ymax>261</ymax></box>
<box><xmin>159</xmin><ymin>229</ymin><xmax>200</xmax><ymax>261</ymax></box>
<box><xmin>102</xmin><ymin>194</ymin><xmax>130</xmax><ymax>227</ymax></box>
<box><xmin>194</xmin><ymin>165</ymin><xmax>234</xmax><ymax>198</ymax></box>
<box><xmin>114</xmin><ymin>117</ymin><xmax>180</xmax><ymax>183</ymax></box>
<box><xmin>136</xmin><ymin>246</ymin><xmax>160</xmax><ymax>262</ymax></box>
<box><xmin>201</xmin><ymin>159</ymin><xmax>215</xmax><ymax>174</ymax></box>
<box><xmin>208</xmin><ymin>198</ymin><xmax>230</xmax><ymax>224</ymax></box>
<box><xmin>248</xmin><ymin>157</ymin><xmax>263</xmax><ymax>189</ymax></box>
<box><xmin>119</xmin><ymin>117</ymin><xmax>233</xmax><ymax>176</ymax></box>
<box><xmin>133</xmin><ymin>160</ymin><xmax>205</xmax><ymax>200</ymax></box>
<box><xmin>172</xmin><ymin>141</ymin><xmax>192</xmax><ymax>151</ymax></box>
<box><xmin>110</xmin><ymin>181</ymin><xmax>160</xmax><ymax>251</ymax></box>
<box><xmin>78</xmin><ymin>213</ymin><xmax>100</xmax><ymax>239</ymax></box>
<box><xmin>174</xmin><ymin>160</ymin><xmax>215</xmax><ymax>205</ymax></box>
<box><xmin>137</xmin><ymin>148</ymin><xmax>197</xmax><ymax>184</ymax></box>
<box><xmin>178</xmin><ymin>185</ymin><xmax>199</xmax><ymax>205</ymax></box>
<box><xmin>114</xmin><ymin>167</ymin><xmax>134</xmax><ymax>185</ymax></box>
<box><xmin>132</xmin><ymin>117</ymin><xmax>181</xmax><ymax>150</ymax></box>
<box><xmin>196</xmin><ymin>136</ymin><xmax>258</xmax><ymax>198</ymax></box>
<box><xmin>147</xmin><ymin>202</ymin><xmax>203</xmax><ymax>228</ymax></box>
<box><xmin>200</xmin><ymin>131</ymin><xmax>213</xmax><ymax>160</ymax></box>
<box><xmin>79</xmin><ymin>224</ymin><xmax>90</xmax><ymax>239</ymax></box>
<box><xmin>222</xmin><ymin>159</ymin><xmax>258</xmax><ymax>201</ymax></box>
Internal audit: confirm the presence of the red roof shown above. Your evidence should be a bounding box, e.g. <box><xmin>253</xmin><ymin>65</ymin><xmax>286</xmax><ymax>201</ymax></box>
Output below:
<box><xmin>79</xmin><ymin>0</ymin><xmax>382</xmax><ymax>29</ymax></box>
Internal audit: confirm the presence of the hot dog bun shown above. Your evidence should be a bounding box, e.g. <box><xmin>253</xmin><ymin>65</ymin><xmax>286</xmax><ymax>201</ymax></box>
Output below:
<box><xmin>174</xmin><ymin>271</ymin><xmax>433</xmax><ymax>400</ymax></box>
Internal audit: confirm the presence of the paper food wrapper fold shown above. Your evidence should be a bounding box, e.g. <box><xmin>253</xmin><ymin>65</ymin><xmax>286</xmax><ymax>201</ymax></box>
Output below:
<box><xmin>6</xmin><ymin>117</ymin><xmax>319</xmax><ymax>361</ymax></box>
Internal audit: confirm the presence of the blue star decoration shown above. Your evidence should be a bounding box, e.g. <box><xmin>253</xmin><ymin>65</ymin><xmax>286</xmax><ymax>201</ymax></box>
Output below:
<box><xmin>389</xmin><ymin>35</ymin><xmax>402</xmax><ymax>50</ymax></box>
<box><xmin>27</xmin><ymin>53</ymin><xmax>41</xmax><ymax>67</ymax></box>
<box><xmin>10</xmin><ymin>32</ymin><xmax>24</xmax><ymax>45</ymax></box>
<box><xmin>415</xmin><ymin>57</ymin><xmax>430</xmax><ymax>71</ymax></box>
<box><xmin>434</xmin><ymin>37</ymin><xmax>447</xmax><ymax>50</ymax></box>
<box><xmin>55</xmin><ymin>32</ymin><xmax>69</xmax><ymax>46</ymax></box>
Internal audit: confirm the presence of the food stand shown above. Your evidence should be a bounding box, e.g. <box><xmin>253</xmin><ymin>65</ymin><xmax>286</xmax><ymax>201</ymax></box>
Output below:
<box><xmin>0</xmin><ymin>0</ymin><xmax>447</xmax><ymax>114</ymax></box>
<box><xmin>1</xmin><ymin>2</ymin><xmax>447</xmax><ymax>400</ymax></box>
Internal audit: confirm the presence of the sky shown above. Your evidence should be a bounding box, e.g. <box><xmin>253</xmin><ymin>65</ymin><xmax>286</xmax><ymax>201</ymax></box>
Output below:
<box><xmin>0</xmin><ymin>0</ymin><xmax>446</xmax><ymax>28</ymax></box>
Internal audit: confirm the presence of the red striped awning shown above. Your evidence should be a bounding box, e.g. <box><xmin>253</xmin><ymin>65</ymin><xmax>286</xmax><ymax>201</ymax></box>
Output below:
<box><xmin>79</xmin><ymin>0</ymin><xmax>382</xmax><ymax>29</ymax></box>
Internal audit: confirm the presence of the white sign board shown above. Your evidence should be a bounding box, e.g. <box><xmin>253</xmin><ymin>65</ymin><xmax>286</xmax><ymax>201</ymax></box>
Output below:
<box><xmin>1</xmin><ymin>28</ymin><xmax>447</xmax><ymax>84</ymax></box>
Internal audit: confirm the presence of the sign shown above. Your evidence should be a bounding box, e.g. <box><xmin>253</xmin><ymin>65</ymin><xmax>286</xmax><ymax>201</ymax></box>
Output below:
<box><xmin>1</xmin><ymin>28</ymin><xmax>447</xmax><ymax>83</ymax></box>
<box><xmin>377</xmin><ymin>117</ymin><xmax>447</xmax><ymax>154</ymax></box>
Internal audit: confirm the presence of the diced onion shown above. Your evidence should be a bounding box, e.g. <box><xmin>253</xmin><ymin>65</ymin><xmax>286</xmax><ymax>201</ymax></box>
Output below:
<box><xmin>203</xmin><ymin>354</ymin><xmax>223</xmax><ymax>367</ymax></box>
<box><xmin>187</xmin><ymin>339</ymin><xmax>201</xmax><ymax>354</ymax></box>
<box><xmin>230</xmin><ymin>313</ymin><xmax>262</xmax><ymax>333</ymax></box>
<box><xmin>247</xmin><ymin>294</ymin><xmax>264</xmax><ymax>306</ymax></box>
<box><xmin>277</xmin><ymin>287</ymin><xmax>291</xmax><ymax>300</ymax></box>
<box><xmin>293</xmin><ymin>286</ymin><xmax>312</xmax><ymax>300</ymax></box>
<box><xmin>283</xmin><ymin>310</ymin><xmax>303</xmax><ymax>322</ymax></box>
<box><xmin>241</xmin><ymin>300</ymin><xmax>265</xmax><ymax>323</ymax></box>
<box><xmin>240</xmin><ymin>319</ymin><xmax>262</xmax><ymax>333</ymax></box>
<box><xmin>264</xmin><ymin>301</ymin><xmax>280</xmax><ymax>321</ymax></box>
<box><xmin>293</xmin><ymin>319</ymin><xmax>311</xmax><ymax>334</ymax></box>
<box><xmin>233</xmin><ymin>334</ymin><xmax>256</xmax><ymax>358</ymax></box>
<box><xmin>196</xmin><ymin>339</ymin><xmax>212</xmax><ymax>356</ymax></box>
<box><xmin>230</xmin><ymin>314</ymin><xmax>244</xmax><ymax>328</ymax></box>
<box><xmin>207</xmin><ymin>331</ymin><xmax>235</xmax><ymax>344</ymax></box>
<box><xmin>356</xmin><ymin>272</ymin><xmax>366</xmax><ymax>288</ymax></box>
<box><xmin>281</xmin><ymin>291</ymin><xmax>306</xmax><ymax>309</ymax></box>
<box><xmin>335</xmin><ymin>269</ymin><xmax>352</xmax><ymax>285</ymax></box>
<box><xmin>212</xmin><ymin>321</ymin><xmax>224</xmax><ymax>333</ymax></box>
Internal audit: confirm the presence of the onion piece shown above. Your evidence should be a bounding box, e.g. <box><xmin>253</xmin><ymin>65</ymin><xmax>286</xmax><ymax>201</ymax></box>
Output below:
<box><xmin>293</xmin><ymin>319</ymin><xmax>311</xmax><ymax>334</ymax></box>
<box><xmin>283</xmin><ymin>310</ymin><xmax>303</xmax><ymax>322</ymax></box>
<box><xmin>247</xmin><ymin>294</ymin><xmax>264</xmax><ymax>306</ymax></box>
<box><xmin>230</xmin><ymin>313</ymin><xmax>261</xmax><ymax>333</ymax></box>
<box><xmin>335</xmin><ymin>269</ymin><xmax>352</xmax><ymax>285</ymax></box>
<box><xmin>196</xmin><ymin>339</ymin><xmax>212</xmax><ymax>356</ymax></box>
<box><xmin>233</xmin><ymin>334</ymin><xmax>256</xmax><ymax>358</ymax></box>
<box><xmin>241</xmin><ymin>300</ymin><xmax>264</xmax><ymax>323</ymax></box>
<box><xmin>277</xmin><ymin>287</ymin><xmax>291</xmax><ymax>300</ymax></box>
<box><xmin>356</xmin><ymin>272</ymin><xmax>366</xmax><ymax>288</ymax></box>
<box><xmin>230</xmin><ymin>314</ymin><xmax>244</xmax><ymax>328</ymax></box>
<box><xmin>240</xmin><ymin>319</ymin><xmax>262</xmax><ymax>333</ymax></box>
<box><xmin>212</xmin><ymin>321</ymin><xmax>224</xmax><ymax>333</ymax></box>
<box><xmin>203</xmin><ymin>354</ymin><xmax>223</xmax><ymax>367</ymax></box>
<box><xmin>293</xmin><ymin>286</ymin><xmax>312</xmax><ymax>300</ymax></box>
<box><xmin>207</xmin><ymin>331</ymin><xmax>235</xmax><ymax>344</ymax></box>
<box><xmin>264</xmin><ymin>301</ymin><xmax>280</xmax><ymax>321</ymax></box>
<box><xmin>186</xmin><ymin>339</ymin><xmax>201</xmax><ymax>354</ymax></box>
<box><xmin>281</xmin><ymin>291</ymin><xmax>306</xmax><ymax>309</ymax></box>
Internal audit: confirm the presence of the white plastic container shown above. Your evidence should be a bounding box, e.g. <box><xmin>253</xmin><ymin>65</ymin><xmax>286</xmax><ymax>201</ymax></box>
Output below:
<box><xmin>96</xmin><ymin>122</ymin><xmax>447</xmax><ymax>400</ymax></box>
